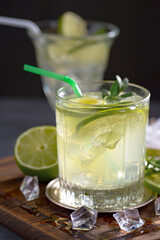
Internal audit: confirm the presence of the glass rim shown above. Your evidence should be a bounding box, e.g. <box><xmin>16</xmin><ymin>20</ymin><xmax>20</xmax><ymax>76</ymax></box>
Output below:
<box><xmin>56</xmin><ymin>80</ymin><xmax>150</xmax><ymax>108</ymax></box>
<box><xmin>28</xmin><ymin>20</ymin><xmax>120</xmax><ymax>41</ymax></box>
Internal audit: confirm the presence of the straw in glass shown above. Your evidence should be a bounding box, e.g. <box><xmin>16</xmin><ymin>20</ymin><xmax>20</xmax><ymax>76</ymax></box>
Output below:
<box><xmin>24</xmin><ymin>64</ymin><xmax>83</xmax><ymax>97</ymax></box>
<box><xmin>0</xmin><ymin>16</ymin><xmax>41</xmax><ymax>34</ymax></box>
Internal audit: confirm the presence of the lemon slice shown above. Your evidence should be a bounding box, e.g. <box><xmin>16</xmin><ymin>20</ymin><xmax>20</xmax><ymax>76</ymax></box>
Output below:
<box><xmin>58</xmin><ymin>11</ymin><xmax>87</xmax><ymax>36</ymax></box>
<box><xmin>71</xmin><ymin>97</ymin><xmax>106</xmax><ymax>105</ymax></box>
<box><xmin>14</xmin><ymin>126</ymin><xmax>58</xmax><ymax>182</ymax></box>
<box><xmin>145</xmin><ymin>173</ymin><xmax>160</xmax><ymax>194</ymax></box>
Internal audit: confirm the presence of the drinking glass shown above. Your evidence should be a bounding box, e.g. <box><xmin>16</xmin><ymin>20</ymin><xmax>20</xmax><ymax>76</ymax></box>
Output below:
<box><xmin>55</xmin><ymin>81</ymin><xmax>150</xmax><ymax>211</ymax></box>
<box><xmin>28</xmin><ymin>20</ymin><xmax>119</xmax><ymax>108</ymax></box>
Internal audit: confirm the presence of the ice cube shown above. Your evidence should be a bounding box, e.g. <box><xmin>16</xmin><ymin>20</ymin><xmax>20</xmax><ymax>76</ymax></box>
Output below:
<box><xmin>78</xmin><ymin>139</ymin><xmax>104</xmax><ymax>167</ymax></box>
<box><xmin>20</xmin><ymin>176</ymin><xmax>39</xmax><ymax>201</ymax></box>
<box><xmin>92</xmin><ymin>130</ymin><xmax>122</xmax><ymax>149</ymax></box>
<box><xmin>78</xmin><ymin>130</ymin><xmax>122</xmax><ymax>167</ymax></box>
<box><xmin>113</xmin><ymin>209</ymin><xmax>144</xmax><ymax>232</ymax></box>
<box><xmin>70</xmin><ymin>206</ymin><xmax>98</xmax><ymax>230</ymax></box>
<box><xmin>155</xmin><ymin>197</ymin><xmax>160</xmax><ymax>215</ymax></box>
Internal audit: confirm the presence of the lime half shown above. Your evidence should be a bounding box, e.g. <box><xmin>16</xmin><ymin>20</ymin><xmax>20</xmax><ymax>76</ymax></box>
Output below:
<box><xmin>58</xmin><ymin>11</ymin><xmax>87</xmax><ymax>36</ymax></box>
<box><xmin>14</xmin><ymin>126</ymin><xmax>58</xmax><ymax>182</ymax></box>
<box><xmin>145</xmin><ymin>173</ymin><xmax>160</xmax><ymax>194</ymax></box>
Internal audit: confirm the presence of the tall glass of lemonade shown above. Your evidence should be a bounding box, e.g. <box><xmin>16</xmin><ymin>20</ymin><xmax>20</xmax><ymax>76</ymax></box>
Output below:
<box><xmin>55</xmin><ymin>81</ymin><xmax>150</xmax><ymax>211</ymax></box>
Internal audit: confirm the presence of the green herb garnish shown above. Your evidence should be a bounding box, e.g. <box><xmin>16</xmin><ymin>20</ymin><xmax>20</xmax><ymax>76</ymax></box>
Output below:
<box><xmin>145</xmin><ymin>153</ymin><xmax>160</xmax><ymax>176</ymax></box>
<box><xmin>102</xmin><ymin>75</ymin><xmax>133</xmax><ymax>102</ymax></box>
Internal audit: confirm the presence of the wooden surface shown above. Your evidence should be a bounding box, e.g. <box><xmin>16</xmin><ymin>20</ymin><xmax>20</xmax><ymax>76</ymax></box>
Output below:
<box><xmin>0</xmin><ymin>157</ymin><xmax>160</xmax><ymax>240</ymax></box>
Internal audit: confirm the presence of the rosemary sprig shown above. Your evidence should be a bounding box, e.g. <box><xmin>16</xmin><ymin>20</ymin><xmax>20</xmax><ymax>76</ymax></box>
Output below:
<box><xmin>102</xmin><ymin>75</ymin><xmax>134</xmax><ymax>102</ymax></box>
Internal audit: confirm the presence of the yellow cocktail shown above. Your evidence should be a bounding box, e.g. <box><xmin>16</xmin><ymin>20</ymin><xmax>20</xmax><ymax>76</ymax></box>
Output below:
<box><xmin>55</xmin><ymin>81</ymin><xmax>150</xmax><ymax>211</ymax></box>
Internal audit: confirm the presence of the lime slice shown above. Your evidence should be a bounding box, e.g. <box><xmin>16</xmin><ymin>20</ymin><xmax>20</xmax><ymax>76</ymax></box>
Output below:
<box><xmin>145</xmin><ymin>173</ymin><xmax>160</xmax><ymax>194</ymax></box>
<box><xmin>76</xmin><ymin>108</ymin><xmax>121</xmax><ymax>131</ymax></box>
<box><xmin>14</xmin><ymin>126</ymin><xmax>58</xmax><ymax>182</ymax></box>
<box><xmin>47</xmin><ymin>12</ymin><xmax>108</xmax><ymax>64</ymax></box>
<box><xmin>76</xmin><ymin>107</ymin><xmax>146</xmax><ymax>131</ymax></box>
<box><xmin>58</xmin><ymin>11</ymin><xmax>87</xmax><ymax>36</ymax></box>
<box><xmin>47</xmin><ymin>41</ymin><xmax>109</xmax><ymax>65</ymax></box>
<box><xmin>68</xmin><ymin>42</ymin><xmax>109</xmax><ymax>63</ymax></box>
<box><xmin>76</xmin><ymin>108</ymin><xmax>146</xmax><ymax>151</ymax></box>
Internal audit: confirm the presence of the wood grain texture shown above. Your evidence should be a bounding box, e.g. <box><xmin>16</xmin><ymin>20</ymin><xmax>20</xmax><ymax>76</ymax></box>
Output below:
<box><xmin>0</xmin><ymin>156</ymin><xmax>160</xmax><ymax>240</ymax></box>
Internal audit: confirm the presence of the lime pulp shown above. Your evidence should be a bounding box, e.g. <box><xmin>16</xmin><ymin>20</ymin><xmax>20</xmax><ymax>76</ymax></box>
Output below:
<box><xmin>14</xmin><ymin>126</ymin><xmax>58</xmax><ymax>182</ymax></box>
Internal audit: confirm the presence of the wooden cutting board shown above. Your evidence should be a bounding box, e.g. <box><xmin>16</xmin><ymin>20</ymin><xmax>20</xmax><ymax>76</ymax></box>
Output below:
<box><xmin>0</xmin><ymin>156</ymin><xmax>160</xmax><ymax>240</ymax></box>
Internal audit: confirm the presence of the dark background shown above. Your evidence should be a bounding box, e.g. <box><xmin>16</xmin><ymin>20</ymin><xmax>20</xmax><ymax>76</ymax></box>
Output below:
<box><xmin>0</xmin><ymin>2</ymin><xmax>160</xmax><ymax>238</ymax></box>
<box><xmin>0</xmin><ymin>0</ymin><xmax>160</xmax><ymax>99</ymax></box>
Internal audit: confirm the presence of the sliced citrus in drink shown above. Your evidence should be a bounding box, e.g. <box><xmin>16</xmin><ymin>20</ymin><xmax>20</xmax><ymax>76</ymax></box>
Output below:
<box><xmin>14</xmin><ymin>126</ymin><xmax>58</xmax><ymax>182</ymax></box>
<box><xmin>75</xmin><ymin>100</ymin><xmax>147</xmax><ymax>155</ymax></box>
<box><xmin>47</xmin><ymin>41</ymin><xmax>109</xmax><ymax>65</ymax></box>
<box><xmin>71</xmin><ymin>97</ymin><xmax>106</xmax><ymax>105</ymax></box>
<box><xmin>58</xmin><ymin>11</ymin><xmax>87</xmax><ymax>36</ymax></box>
<box><xmin>47</xmin><ymin>12</ymin><xmax>109</xmax><ymax>64</ymax></box>
<box><xmin>69</xmin><ymin>42</ymin><xmax>109</xmax><ymax>63</ymax></box>
<box><xmin>145</xmin><ymin>173</ymin><xmax>160</xmax><ymax>194</ymax></box>
<box><xmin>76</xmin><ymin>104</ymin><xmax>146</xmax><ymax>131</ymax></box>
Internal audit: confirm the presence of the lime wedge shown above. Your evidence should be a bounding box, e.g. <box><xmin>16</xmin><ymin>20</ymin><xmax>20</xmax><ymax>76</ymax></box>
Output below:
<box><xmin>47</xmin><ymin>12</ymin><xmax>109</xmax><ymax>63</ymax></box>
<box><xmin>145</xmin><ymin>173</ymin><xmax>160</xmax><ymax>194</ymax></box>
<box><xmin>14</xmin><ymin>126</ymin><xmax>58</xmax><ymax>182</ymax></box>
<box><xmin>58</xmin><ymin>11</ymin><xmax>87</xmax><ymax>36</ymax></box>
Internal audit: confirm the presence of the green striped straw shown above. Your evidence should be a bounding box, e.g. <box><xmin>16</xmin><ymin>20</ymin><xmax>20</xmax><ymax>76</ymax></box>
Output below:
<box><xmin>23</xmin><ymin>64</ymin><xmax>83</xmax><ymax>97</ymax></box>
